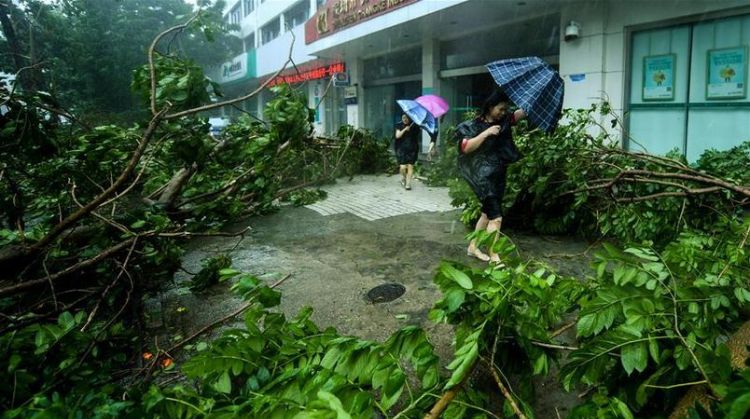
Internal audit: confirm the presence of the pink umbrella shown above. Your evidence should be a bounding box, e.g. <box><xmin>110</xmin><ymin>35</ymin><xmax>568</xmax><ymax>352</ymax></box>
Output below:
<box><xmin>415</xmin><ymin>94</ymin><xmax>450</xmax><ymax>118</ymax></box>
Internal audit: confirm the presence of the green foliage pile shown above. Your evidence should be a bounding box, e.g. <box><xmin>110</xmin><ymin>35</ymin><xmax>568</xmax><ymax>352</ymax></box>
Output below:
<box><xmin>281</xmin><ymin>188</ymin><xmax>328</xmax><ymax>207</ymax></box>
<box><xmin>436</xmin><ymin>104</ymin><xmax>750</xmax><ymax>246</ymax></box>
<box><xmin>0</xmin><ymin>9</ymin><xmax>394</xmax><ymax>416</ymax></box>
<box><xmin>188</xmin><ymin>254</ymin><xmax>232</xmax><ymax>292</ymax></box>
<box><xmin>335</xmin><ymin>125</ymin><xmax>395</xmax><ymax>177</ymax></box>
<box><xmin>3</xmin><ymin>3</ymin><xmax>750</xmax><ymax>417</ymax></box>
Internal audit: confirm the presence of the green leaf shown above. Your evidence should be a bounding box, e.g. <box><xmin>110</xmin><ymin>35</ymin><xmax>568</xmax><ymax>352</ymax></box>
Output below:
<box><xmin>443</xmin><ymin>289</ymin><xmax>465</xmax><ymax>312</ymax></box>
<box><xmin>445</xmin><ymin>342</ymin><xmax>478</xmax><ymax>389</ymax></box>
<box><xmin>441</xmin><ymin>263</ymin><xmax>473</xmax><ymax>289</ymax></box>
<box><xmin>612</xmin><ymin>397</ymin><xmax>635</xmax><ymax>419</ymax></box>
<box><xmin>213</xmin><ymin>371</ymin><xmax>232</xmax><ymax>394</ymax></box>
<box><xmin>621</xmin><ymin>341</ymin><xmax>648</xmax><ymax>374</ymax></box>
<box><xmin>648</xmin><ymin>337</ymin><xmax>660</xmax><ymax>363</ymax></box>
<box><xmin>533</xmin><ymin>354</ymin><xmax>548</xmax><ymax>375</ymax></box>
<box><xmin>316</xmin><ymin>391</ymin><xmax>352</xmax><ymax>419</ymax></box>
<box><xmin>130</xmin><ymin>220</ymin><xmax>146</xmax><ymax>229</ymax></box>
<box><xmin>727</xmin><ymin>393</ymin><xmax>750</xmax><ymax>419</ymax></box>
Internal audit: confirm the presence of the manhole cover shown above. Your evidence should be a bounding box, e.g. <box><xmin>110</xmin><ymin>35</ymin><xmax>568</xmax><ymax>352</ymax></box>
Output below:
<box><xmin>366</xmin><ymin>283</ymin><xmax>406</xmax><ymax>303</ymax></box>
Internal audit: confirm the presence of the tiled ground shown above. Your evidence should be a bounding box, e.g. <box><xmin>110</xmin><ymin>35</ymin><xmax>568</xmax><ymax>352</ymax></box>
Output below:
<box><xmin>305</xmin><ymin>175</ymin><xmax>455</xmax><ymax>221</ymax></box>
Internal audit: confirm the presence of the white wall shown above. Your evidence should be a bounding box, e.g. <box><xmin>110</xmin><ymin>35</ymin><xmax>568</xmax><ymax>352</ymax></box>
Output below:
<box><xmin>256</xmin><ymin>25</ymin><xmax>319</xmax><ymax>76</ymax></box>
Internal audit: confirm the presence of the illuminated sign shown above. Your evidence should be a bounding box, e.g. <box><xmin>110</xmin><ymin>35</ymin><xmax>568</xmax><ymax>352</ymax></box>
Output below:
<box><xmin>305</xmin><ymin>0</ymin><xmax>419</xmax><ymax>44</ymax></box>
<box><xmin>267</xmin><ymin>62</ymin><xmax>346</xmax><ymax>86</ymax></box>
<box><xmin>217</xmin><ymin>52</ymin><xmax>256</xmax><ymax>84</ymax></box>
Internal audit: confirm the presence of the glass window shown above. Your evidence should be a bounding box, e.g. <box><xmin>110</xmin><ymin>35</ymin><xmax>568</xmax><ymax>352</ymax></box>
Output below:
<box><xmin>364</xmin><ymin>81</ymin><xmax>421</xmax><ymax>138</ymax></box>
<box><xmin>244</xmin><ymin>32</ymin><xmax>255</xmax><ymax>50</ymax></box>
<box><xmin>363</xmin><ymin>47</ymin><xmax>421</xmax><ymax>82</ymax></box>
<box><xmin>243</xmin><ymin>0</ymin><xmax>254</xmax><ymax>16</ymax></box>
<box><xmin>284</xmin><ymin>1</ymin><xmax>310</xmax><ymax>31</ymax></box>
<box><xmin>229</xmin><ymin>4</ymin><xmax>241</xmax><ymax>26</ymax></box>
<box><xmin>627</xmin><ymin>14</ymin><xmax>750</xmax><ymax>162</ymax></box>
<box><xmin>261</xmin><ymin>19</ymin><xmax>280</xmax><ymax>45</ymax></box>
<box><xmin>441</xmin><ymin>14</ymin><xmax>559</xmax><ymax>70</ymax></box>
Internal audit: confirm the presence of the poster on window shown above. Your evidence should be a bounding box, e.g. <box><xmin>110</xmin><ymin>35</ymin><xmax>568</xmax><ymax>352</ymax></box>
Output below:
<box><xmin>643</xmin><ymin>54</ymin><xmax>675</xmax><ymax>101</ymax></box>
<box><xmin>707</xmin><ymin>47</ymin><xmax>747</xmax><ymax>100</ymax></box>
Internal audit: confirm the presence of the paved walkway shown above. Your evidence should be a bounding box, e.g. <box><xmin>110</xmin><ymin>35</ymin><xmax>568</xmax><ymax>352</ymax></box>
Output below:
<box><xmin>305</xmin><ymin>175</ymin><xmax>455</xmax><ymax>221</ymax></box>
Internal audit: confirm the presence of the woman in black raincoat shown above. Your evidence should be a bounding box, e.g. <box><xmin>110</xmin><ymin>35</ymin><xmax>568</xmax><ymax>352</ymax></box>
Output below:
<box><xmin>456</xmin><ymin>90</ymin><xmax>526</xmax><ymax>264</ymax></box>
<box><xmin>394</xmin><ymin>114</ymin><xmax>421</xmax><ymax>190</ymax></box>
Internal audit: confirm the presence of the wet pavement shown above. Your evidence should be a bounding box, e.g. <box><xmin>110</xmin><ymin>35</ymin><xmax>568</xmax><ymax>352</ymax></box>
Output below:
<box><xmin>146</xmin><ymin>173</ymin><xmax>596</xmax><ymax>415</ymax></box>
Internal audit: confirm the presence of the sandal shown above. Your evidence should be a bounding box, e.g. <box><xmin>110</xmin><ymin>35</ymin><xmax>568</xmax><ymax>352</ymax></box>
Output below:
<box><xmin>489</xmin><ymin>254</ymin><xmax>506</xmax><ymax>268</ymax></box>
<box><xmin>467</xmin><ymin>248</ymin><xmax>490</xmax><ymax>262</ymax></box>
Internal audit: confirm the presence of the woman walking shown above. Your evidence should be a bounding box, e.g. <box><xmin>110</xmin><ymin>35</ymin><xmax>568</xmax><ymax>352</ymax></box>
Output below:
<box><xmin>456</xmin><ymin>90</ymin><xmax>526</xmax><ymax>264</ymax></box>
<box><xmin>394</xmin><ymin>113</ymin><xmax>421</xmax><ymax>190</ymax></box>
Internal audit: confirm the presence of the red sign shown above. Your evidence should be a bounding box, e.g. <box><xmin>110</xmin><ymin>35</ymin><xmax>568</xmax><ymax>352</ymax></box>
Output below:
<box><xmin>305</xmin><ymin>0</ymin><xmax>420</xmax><ymax>44</ymax></box>
<box><xmin>267</xmin><ymin>62</ymin><xmax>346</xmax><ymax>86</ymax></box>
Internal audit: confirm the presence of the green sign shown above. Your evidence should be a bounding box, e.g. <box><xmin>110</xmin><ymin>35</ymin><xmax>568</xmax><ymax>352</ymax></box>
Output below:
<box><xmin>643</xmin><ymin>54</ymin><xmax>675</xmax><ymax>101</ymax></box>
<box><xmin>706</xmin><ymin>46</ymin><xmax>747</xmax><ymax>100</ymax></box>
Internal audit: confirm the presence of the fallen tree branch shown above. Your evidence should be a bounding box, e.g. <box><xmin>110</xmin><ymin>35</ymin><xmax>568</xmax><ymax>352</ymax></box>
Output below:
<box><xmin>482</xmin><ymin>357</ymin><xmax>527</xmax><ymax>419</ymax></box>
<box><xmin>0</xmin><ymin>232</ymin><xmax>155</xmax><ymax>298</ymax></box>
<box><xmin>165</xmin><ymin>273</ymin><xmax>292</xmax><ymax>355</ymax></box>
<box><xmin>0</xmin><ymin>110</ymin><xmax>168</xmax><ymax>271</ymax></box>
<box><xmin>163</xmin><ymin>32</ymin><xmax>296</xmax><ymax>120</ymax></box>
<box><xmin>80</xmin><ymin>238</ymin><xmax>139</xmax><ymax>332</ymax></box>
<box><xmin>486</xmin><ymin>323</ymin><xmax>527</xmax><ymax>419</ymax></box>
<box><xmin>149</xmin><ymin>14</ymin><xmax>201</xmax><ymax>115</ymax></box>
<box><xmin>423</xmin><ymin>367</ymin><xmax>475</xmax><ymax>419</ymax></box>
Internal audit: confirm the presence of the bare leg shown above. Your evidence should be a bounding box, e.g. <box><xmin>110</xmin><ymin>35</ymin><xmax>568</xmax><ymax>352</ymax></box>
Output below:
<box><xmin>467</xmin><ymin>213</ymin><xmax>490</xmax><ymax>261</ymax></box>
<box><xmin>405</xmin><ymin>164</ymin><xmax>414</xmax><ymax>189</ymax></box>
<box><xmin>487</xmin><ymin>216</ymin><xmax>504</xmax><ymax>264</ymax></box>
<box><xmin>399</xmin><ymin>165</ymin><xmax>407</xmax><ymax>187</ymax></box>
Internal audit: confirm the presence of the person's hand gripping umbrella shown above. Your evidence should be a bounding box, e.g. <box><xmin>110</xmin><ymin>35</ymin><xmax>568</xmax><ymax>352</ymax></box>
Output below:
<box><xmin>485</xmin><ymin>56</ymin><xmax>564</xmax><ymax>133</ymax></box>
<box><xmin>415</xmin><ymin>94</ymin><xmax>450</xmax><ymax>159</ymax></box>
<box><xmin>396</xmin><ymin>99</ymin><xmax>437</xmax><ymax>135</ymax></box>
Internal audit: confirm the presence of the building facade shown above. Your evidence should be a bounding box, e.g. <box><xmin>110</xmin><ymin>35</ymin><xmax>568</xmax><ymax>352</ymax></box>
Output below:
<box><xmin>217</xmin><ymin>0</ymin><xmax>750</xmax><ymax>160</ymax></box>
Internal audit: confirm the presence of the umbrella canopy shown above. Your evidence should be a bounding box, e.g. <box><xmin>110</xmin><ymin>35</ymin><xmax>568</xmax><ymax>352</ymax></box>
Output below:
<box><xmin>415</xmin><ymin>94</ymin><xmax>450</xmax><ymax>118</ymax></box>
<box><xmin>396</xmin><ymin>99</ymin><xmax>437</xmax><ymax>135</ymax></box>
<box><xmin>486</xmin><ymin>56</ymin><xmax>564</xmax><ymax>133</ymax></box>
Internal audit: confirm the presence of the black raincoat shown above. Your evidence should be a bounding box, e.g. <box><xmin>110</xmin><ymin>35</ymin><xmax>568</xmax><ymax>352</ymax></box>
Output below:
<box><xmin>394</xmin><ymin>122</ymin><xmax>420</xmax><ymax>165</ymax></box>
<box><xmin>455</xmin><ymin>115</ymin><xmax>521</xmax><ymax>202</ymax></box>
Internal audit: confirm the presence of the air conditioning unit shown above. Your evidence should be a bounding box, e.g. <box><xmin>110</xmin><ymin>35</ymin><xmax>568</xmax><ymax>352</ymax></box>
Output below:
<box><xmin>332</xmin><ymin>72</ymin><xmax>350</xmax><ymax>87</ymax></box>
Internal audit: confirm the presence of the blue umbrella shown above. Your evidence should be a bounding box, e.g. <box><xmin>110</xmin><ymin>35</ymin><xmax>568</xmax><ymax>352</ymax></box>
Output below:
<box><xmin>486</xmin><ymin>57</ymin><xmax>564</xmax><ymax>133</ymax></box>
<box><xmin>396</xmin><ymin>99</ymin><xmax>437</xmax><ymax>135</ymax></box>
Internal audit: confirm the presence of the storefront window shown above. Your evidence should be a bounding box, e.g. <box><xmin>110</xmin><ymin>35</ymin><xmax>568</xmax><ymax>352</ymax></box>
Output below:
<box><xmin>363</xmin><ymin>47</ymin><xmax>421</xmax><ymax>82</ymax></box>
<box><xmin>364</xmin><ymin>81</ymin><xmax>421</xmax><ymax>139</ymax></box>
<box><xmin>323</xmin><ymin>86</ymin><xmax>348</xmax><ymax>135</ymax></box>
<box><xmin>441</xmin><ymin>14</ymin><xmax>559</xmax><ymax>70</ymax></box>
<box><xmin>628</xmin><ymin>14</ymin><xmax>750</xmax><ymax>161</ymax></box>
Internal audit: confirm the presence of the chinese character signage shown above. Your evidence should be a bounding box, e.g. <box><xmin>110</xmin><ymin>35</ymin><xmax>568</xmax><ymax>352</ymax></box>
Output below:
<box><xmin>217</xmin><ymin>52</ymin><xmax>256</xmax><ymax>84</ymax></box>
<box><xmin>267</xmin><ymin>62</ymin><xmax>345</xmax><ymax>86</ymax></box>
<box><xmin>305</xmin><ymin>0</ymin><xmax>419</xmax><ymax>44</ymax></box>
<box><xmin>706</xmin><ymin>46</ymin><xmax>747</xmax><ymax>100</ymax></box>
<box><xmin>643</xmin><ymin>54</ymin><xmax>675</xmax><ymax>101</ymax></box>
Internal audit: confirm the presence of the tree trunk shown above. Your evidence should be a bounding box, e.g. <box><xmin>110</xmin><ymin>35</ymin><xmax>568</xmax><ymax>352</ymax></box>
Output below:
<box><xmin>156</xmin><ymin>164</ymin><xmax>197</xmax><ymax>211</ymax></box>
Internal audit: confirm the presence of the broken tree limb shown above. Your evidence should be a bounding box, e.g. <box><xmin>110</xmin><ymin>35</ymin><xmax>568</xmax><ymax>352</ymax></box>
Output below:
<box><xmin>164</xmin><ymin>273</ymin><xmax>292</xmax><ymax>356</ymax></box>
<box><xmin>148</xmin><ymin>14</ymin><xmax>201</xmax><ymax>115</ymax></box>
<box><xmin>424</xmin><ymin>358</ymin><xmax>479</xmax><ymax>419</ymax></box>
<box><xmin>0</xmin><ymin>235</ymin><xmax>141</xmax><ymax>298</ymax></box>
<box><xmin>0</xmin><ymin>110</ymin><xmax>168</xmax><ymax>272</ymax></box>
<box><xmin>163</xmin><ymin>32</ymin><xmax>297</xmax><ymax>120</ymax></box>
